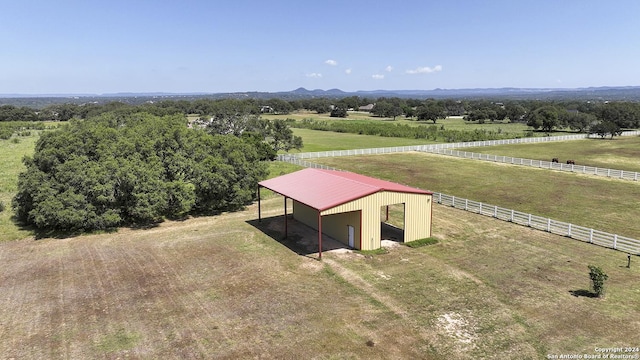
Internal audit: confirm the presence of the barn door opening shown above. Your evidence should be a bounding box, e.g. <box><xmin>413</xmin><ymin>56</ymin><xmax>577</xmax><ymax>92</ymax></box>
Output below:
<box><xmin>347</xmin><ymin>225</ymin><xmax>355</xmax><ymax>248</ymax></box>
<box><xmin>380</xmin><ymin>203</ymin><xmax>405</xmax><ymax>242</ymax></box>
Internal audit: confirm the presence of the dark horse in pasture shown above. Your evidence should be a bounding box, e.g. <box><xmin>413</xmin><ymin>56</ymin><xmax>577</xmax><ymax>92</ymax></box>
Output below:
<box><xmin>566</xmin><ymin>160</ymin><xmax>575</xmax><ymax>165</ymax></box>
<box><xmin>552</xmin><ymin>158</ymin><xmax>559</xmax><ymax>163</ymax></box>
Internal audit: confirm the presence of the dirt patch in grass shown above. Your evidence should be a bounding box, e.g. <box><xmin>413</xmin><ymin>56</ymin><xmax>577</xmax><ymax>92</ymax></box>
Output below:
<box><xmin>1</xmin><ymin>199</ymin><xmax>639</xmax><ymax>358</ymax></box>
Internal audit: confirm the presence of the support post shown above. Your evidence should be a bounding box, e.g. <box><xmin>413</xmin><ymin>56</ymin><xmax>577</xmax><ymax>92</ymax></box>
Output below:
<box><xmin>257</xmin><ymin>186</ymin><xmax>262</xmax><ymax>222</ymax></box>
<box><xmin>284</xmin><ymin>197</ymin><xmax>288</xmax><ymax>239</ymax></box>
<box><xmin>386</xmin><ymin>205</ymin><xmax>389</xmax><ymax>222</ymax></box>
<box><xmin>318</xmin><ymin>212</ymin><xmax>323</xmax><ymax>260</ymax></box>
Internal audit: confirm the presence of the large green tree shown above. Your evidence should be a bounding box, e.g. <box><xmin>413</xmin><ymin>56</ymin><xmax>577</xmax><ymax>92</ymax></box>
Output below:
<box><xmin>526</xmin><ymin>106</ymin><xmax>561</xmax><ymax>132</ymax></box>
<box><xmin>595</xmin><ymin>102</ymin><xmax>640</xmax><ymax>129</ymax></box>
<box><xmin>417</xmin><ymin>101</ymin><xmax>447</xmax><ymax>123</ymax></box>
<box><xmin>13</xmin><ymin>112</ymin><xmax>267</xmax><ymax>231</ymax></box>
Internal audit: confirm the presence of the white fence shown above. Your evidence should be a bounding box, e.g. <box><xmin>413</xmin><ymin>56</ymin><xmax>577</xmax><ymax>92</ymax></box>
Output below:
<box><xmin>286</xmin><ymin>130</ymin><xmax>640</xmax><ymax>160</ymax></box>
<box><xmin>278</xmin><ymin>157</ymin><xmax>640</xmax><ymax>255</ymax></box>
<box><xmin>423</xmin><ymin>148</ymin><xmax>640</xmax><ymax>181</ymax></box>
<box><xmin>435</xmin><ymin>193</ymin><xmax>640</xmax><ymax>255</ymax></box>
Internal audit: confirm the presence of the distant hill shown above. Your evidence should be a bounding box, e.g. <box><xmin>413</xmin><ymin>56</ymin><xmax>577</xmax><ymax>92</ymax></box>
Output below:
<box><xmin>278</xmin><ymin>86</ymin><xmax>640</xmax><ymax>101</ymax></box>
<box><xmin>2</xmin><ymin>86</ymin><xmax>640</xmax><ymax>107</ymax></box>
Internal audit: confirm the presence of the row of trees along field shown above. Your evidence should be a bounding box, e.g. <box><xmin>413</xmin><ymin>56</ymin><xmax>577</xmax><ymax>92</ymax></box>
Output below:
<box><xmin>3</xmin><ymin>97</ymin><xmax>640</xmax><ymax>134</ymax></box>
<box><xmin>4</xmin><ymin>97</ymin><xmax>640</xmax><ymax>232</ymax></box>
<box><xmin>11</xmin><ymin>106</ymin><xmax>304</xmax><ymax>232</ymax></box>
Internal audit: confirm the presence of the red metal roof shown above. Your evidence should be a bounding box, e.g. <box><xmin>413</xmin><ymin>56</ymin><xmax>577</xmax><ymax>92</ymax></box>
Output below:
<box><xmin>259</xmin><ymin>168</ymin><xmax>431</xmax><ymax>211</ymax></box>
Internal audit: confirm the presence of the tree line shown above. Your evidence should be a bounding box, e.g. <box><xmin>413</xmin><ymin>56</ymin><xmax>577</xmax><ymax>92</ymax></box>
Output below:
<box><xmin>3</xmin><ymin>96</ymin><xmax>640</xmax><ymax>142</ymax></box>
<box><xmin>12</xmin><ymin>112</ymin><xmax>270</xmax><ymax>232</ymax></box>
<box><xmin>292</xmin><ymin>119</ymin><xmax>514</xmax><ymax>143</ymax></box>
<box><xmin>2</xmin><ymin>97</ymin><xmax>640</xmax><ymax>131</ymax></box>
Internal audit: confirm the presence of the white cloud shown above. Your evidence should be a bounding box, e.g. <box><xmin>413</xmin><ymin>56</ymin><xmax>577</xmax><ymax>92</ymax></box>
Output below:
<box><xmin>372</xmin><ymin>74</ymin><xmax>384</xmax><ymax>80</ymax></box>
<box><xmin>345</xmin><ymin>68</ymin><xmax>352</xmax><ymax>75</ymax></box>
<box><xmin>385</xmin><ymin>65</ymin><xmax>393</xmax><ymax>72</ymax></box>
<box><xmin>406</xmin><ymin>65</ymin><xmax>443</xmax><ymax>74</ymax></box>
<box><xmin>325</xmin><ymin>59</ymin><xmax>338</xmax><ymax>66</ymax></box>
<box><xmin>306</xmin><ymin>73</ymin><xmax>322</xmax><ymax>78</ymax></box>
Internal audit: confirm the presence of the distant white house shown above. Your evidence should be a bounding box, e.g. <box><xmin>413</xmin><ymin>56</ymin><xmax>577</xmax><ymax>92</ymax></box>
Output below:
<box><xmin>358</xmin><ymin>103</ymin><xmax>375</xmax><ymax>111</ymax></box>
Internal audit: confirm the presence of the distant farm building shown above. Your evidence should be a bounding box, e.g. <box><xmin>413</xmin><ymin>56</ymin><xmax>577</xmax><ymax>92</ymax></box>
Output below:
<box><xmin>358</xmin><ymin>104</ymin><xmax>375</xmax><ymax>111</ymax></box>
<box><xmin>258</xmin><ymin>168</ymin><xmax>433</xmax><ymax>256</ymax></box>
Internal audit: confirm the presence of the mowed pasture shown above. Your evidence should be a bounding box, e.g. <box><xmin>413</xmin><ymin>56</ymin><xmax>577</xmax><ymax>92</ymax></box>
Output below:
<box><xmin>315</xmin><ymin>152</ymin><xmax>640</xmax><ymax>241</ymax></box>
<box><xmin>313</xmin><ymin>133</ymin><xmax>640</xmax><ymax>239</ymax></box>
<box><xmin>2</xmin><ymin>125</ymin><xmax>640</xmax><ymax>358</ymax></box>
<box><xmin>2</xmin><ymin>198</ymin><xmax>639</xmax><ymax>359</ymax></box>
<box><xmin>465</xmin><ymin>136</ymin><xmax>640</xmax><ymax>173</ymax></box>
<box><xmin>0</xmin><ymin>134</ymin><xmax>39</xmax><ymax>241</ymax></box>
<box><xmin>291</xmin><ymin>127</ymin><xmax>437</xmax><ymax>152</ymax></box>
<box><xmin>264</xmin><ymin>112</ymin><xmax>537</xmax><ymax>136</ymax></box>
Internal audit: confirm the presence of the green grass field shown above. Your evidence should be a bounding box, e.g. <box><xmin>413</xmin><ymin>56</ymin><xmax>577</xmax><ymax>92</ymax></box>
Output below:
<box><xmin>466</xmin><ymin>136</ymin><xmax>640</xmax><ymax>173</ymax></box>
<box><xmin>0</xmin><ymin>135</ymin><xmax>38</xmax><ymax>241</ymax></box>
<box><xmin>1</xmin><ymin>120</ymin><xmax>640</xmax><ymax>358</ymax></box>
<box><xmin>290</xmin><ymin>127</ymin><xmax>438</xmax><ymax>152</ymax></box>
<box><xmin>2</xmin><ymin>197</ymin><xmax>638</xmax><ymax>358</ymax></box>
<box><xmin>264</xmin><ymin>111</ymin><xmax>557</xmax><ymax>136</ymax></box>
<box><xmin>316</xmin><ymin>152</ymin><xmax>640</xmax><ymax>240</ymax></box>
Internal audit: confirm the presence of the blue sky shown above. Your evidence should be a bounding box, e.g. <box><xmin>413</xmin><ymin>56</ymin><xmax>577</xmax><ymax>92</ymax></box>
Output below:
<box><xmin>1</xmin><ymin>0</ymin><xmax>639</xmax><ymax>94</ymax></box>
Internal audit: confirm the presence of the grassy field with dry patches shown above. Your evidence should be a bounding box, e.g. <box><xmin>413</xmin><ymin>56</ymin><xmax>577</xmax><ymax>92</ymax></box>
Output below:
<box><xmin>467</xmin><ymin>136</ymin><xmax>640</xmax><ymax>173</ymax></box>
<box><xmin>263</xmin><ymin>112</ymin><xmax>534</xmax><ymax>136</ymax></box>
<box><xmin>315</xmin><ymin>152</ymin><xmax>640</xmax><ymax>240</ymax></box>
<box><xmin>0</xmin><ymin>134</ymin><xmax>39</xmax><ymax>241</ymax></box>
<box><xmin>1</xmin><ymin>199</ymin><xmax>638</xmax><ymax>359</ymax></box>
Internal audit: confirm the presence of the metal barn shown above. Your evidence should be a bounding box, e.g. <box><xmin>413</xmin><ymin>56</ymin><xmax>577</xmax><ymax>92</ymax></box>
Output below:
<box><xmin>257</xmin><ymin>168</ymin><xmax>433</xmax><ymax>257</ymax></box>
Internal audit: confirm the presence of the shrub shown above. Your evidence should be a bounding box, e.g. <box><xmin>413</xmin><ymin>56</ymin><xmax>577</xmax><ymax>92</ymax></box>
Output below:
<box><xmin>358</xmin><ymin>248</ymin><xmax>388</xmax><ymax>255</ymax></box>
<box><xmin>404</xmin><ymin>237</ymin><xmax>439</xmax><ymax>248</ymax></box>
<box><xmin>0</xmin><ymin>200</ymin><xmax>5</xmax><ymax>212</ymax></box>
<box><xmin>588</xmin><ymin>265</ymin><xmax>608</xmax><ymax>297</ymax></box>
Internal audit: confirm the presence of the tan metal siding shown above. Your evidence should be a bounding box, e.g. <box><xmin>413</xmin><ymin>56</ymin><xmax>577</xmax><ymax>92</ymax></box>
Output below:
<box><xmin>293</xmin><ymin>191</ymin><xmax>432</xmax><ymax>251</ymax></box>
<box><xmin>323</xmin><ymin>211</ymin><xmax>361</xmax><ymax>248</ymax></box>
<box><xmin>403</xmin><ymin>194</ymin><xmax>432</xmax><ymax>242</ymax></box>
<box><xmin>293</xmin><ymin>201</ymin><xmax>318</xmax><ymax>228</ymax></box>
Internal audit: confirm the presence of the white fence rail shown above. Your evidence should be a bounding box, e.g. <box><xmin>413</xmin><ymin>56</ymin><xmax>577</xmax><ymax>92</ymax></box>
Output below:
<box><xmin>278</xmin><ymin>157</ymin><xmax>640</xmax><ymax>255</ymax></box>
<box><xmin>423</xmin><ymin>148</ymin><xmax>640</xmax><ymax>181</ymax></box>
<box><xmin>435</xmin><ymin>193</ymin><xmax>640</xmax><ymax>255</ymax></box>
<box><xmin>287</xmin><ymin>130</ymin><xmax>640</xmax><ymax>160</ymax></box>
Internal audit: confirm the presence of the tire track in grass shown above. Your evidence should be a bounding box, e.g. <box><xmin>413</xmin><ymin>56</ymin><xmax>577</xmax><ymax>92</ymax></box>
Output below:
<box><xmin>85</xmin><ymin>240</ymin><xmax>137</xmax><ymax>356</ymax></box>
<box><xmin>0</xmin><ymin>241</ymin><xmax>29</xmax><ymax>358</ymax></box>
<box><xmin>137</xmin><ymin>243</ymin><xmax>236</xmax><ymax>353</ymax></box>
<box><xmin>53</xmin><ymin>248</ymin><xmax>69</xmax><ymax>359</ymax></box>
<box><xmin>77</xmin><ymin>241</ymin><xmax>112</xmax><ymax>355</ymax></box>
<box><xmin>322</xmin><ymin>256</ymin><xmax>447</xmax><ymax>356</ymax></box>
<box><xmin>117</xmin><ymin>245</ymin><xmax>212</xmax><ymax>357</ymax></box>
<box><xmin>322</xmin><ymin>258</ymin><xmax>408</xmax><ymax>318</ymax></box>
